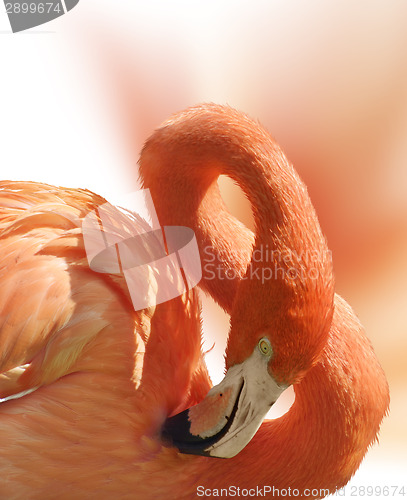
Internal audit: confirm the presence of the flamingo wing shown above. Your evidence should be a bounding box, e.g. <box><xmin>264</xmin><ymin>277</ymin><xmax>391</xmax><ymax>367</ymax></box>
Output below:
<box><xmin>0</xmin><ymin>181</ymin><xmax>139</xmax><ymax>400</ymax></box>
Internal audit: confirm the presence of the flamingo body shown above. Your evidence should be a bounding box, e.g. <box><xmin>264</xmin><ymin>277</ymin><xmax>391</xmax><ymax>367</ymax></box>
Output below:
<box><xmin>0</xmin><ymin>182</ymin><xmax>208</xmax><ymax>498</ymax></box>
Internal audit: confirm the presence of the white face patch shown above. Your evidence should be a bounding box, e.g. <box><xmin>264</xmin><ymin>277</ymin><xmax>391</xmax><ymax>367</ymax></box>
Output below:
<box><xmin>193</xmin><ymin>340</ymin><xmax>287</xmax><ymax>458</ymax></box>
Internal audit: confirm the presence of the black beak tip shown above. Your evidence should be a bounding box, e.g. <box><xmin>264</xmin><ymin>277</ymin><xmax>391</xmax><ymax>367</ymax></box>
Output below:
<box><xmin>161</xmin><ymin>408</ymin><xmax>191</xmax><ymax>445</ymax></box>
<box><xmin>161</xmin><ymin>409</ymin><xmax>214</xmax><ymax>457</ymax></box>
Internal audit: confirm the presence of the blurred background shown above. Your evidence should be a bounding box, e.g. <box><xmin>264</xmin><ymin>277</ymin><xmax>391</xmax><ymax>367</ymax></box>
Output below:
<box><xmin>1</xmin><ymin>1</ymin><xmax>406</xmax><ymax>496</ymax></box>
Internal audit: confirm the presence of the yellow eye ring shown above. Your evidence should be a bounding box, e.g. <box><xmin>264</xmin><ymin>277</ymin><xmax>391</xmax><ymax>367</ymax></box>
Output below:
<box><xmin>258</xmin><ymin>338</ymin><xmax>272</xmax><ymax>356</ymax></box>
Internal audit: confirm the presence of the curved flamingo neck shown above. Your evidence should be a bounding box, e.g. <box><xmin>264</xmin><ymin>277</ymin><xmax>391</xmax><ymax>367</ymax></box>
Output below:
<box><xmin>139</xmin><ymin>104</ymin><xmax>334</xmax><ymax>380</ymax></box>
<box><xmin>137</xmin><ymin>104</ymin><xmax>388</xmax><ymax>493</ymax></box>
<box><xmin>139</xmin><ymin>105</ymin><xmax>330</xmax><ymax>288</ymax></box>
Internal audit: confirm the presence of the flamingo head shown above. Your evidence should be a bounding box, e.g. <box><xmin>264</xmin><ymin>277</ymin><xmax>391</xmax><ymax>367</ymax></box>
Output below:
<box><xmin>162</xmin><ymin>334</ymin><xmax>286</xmax><ymax>458</ymax></box>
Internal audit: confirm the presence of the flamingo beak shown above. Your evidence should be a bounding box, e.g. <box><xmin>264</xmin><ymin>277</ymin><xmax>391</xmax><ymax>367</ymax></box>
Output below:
<box><xmin>161</xmin><ymin>344</ymin><xmax>287</xmax><ymax>458</ymax></box>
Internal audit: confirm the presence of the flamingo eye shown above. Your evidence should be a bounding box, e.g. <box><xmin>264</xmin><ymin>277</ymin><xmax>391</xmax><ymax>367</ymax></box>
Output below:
<box><xmin>258</xmin><ymin>338</ymin><xmax>272</xmax><ymax>356</ymax></box>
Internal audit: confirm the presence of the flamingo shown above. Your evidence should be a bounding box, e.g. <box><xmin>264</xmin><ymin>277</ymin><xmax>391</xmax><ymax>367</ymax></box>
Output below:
<box><xmin>0</xmin><ymin>104</ymin><xmax>388</xmax><ymax>499</ymax></box>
